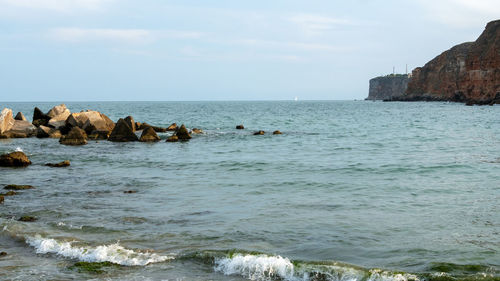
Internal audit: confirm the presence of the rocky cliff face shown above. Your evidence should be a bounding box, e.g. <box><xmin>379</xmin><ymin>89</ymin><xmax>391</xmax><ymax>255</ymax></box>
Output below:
<box><xmin>366</xmin><ymin>75</ymin><xmax>409</xmax><ymax>100</ymax></box>
<box><xmin>397</xmin><ymin>20</ymin><xmax>500</xmax><ymax>104</ymax></box>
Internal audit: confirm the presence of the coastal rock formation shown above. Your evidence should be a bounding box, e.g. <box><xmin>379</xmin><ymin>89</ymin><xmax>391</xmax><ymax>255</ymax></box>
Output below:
<box><xmin>138</xmin><ymin>122</ymin><xmax>167</xmax><ymax>132</ymax></box>
<box><xmin>66</xmin><ymin>111</ymin><xmax>115</xmax><ymax>135</ymax></box>
<box><xmin>108</xmin><ymin>118</ymin><xmax>138</xmax><ymax>142</ymax></box>
<box><xmin>47</xmin><ymin>104</ymin><xmax>71</xmax><ymax>129</ymax></box>
<box><xmin>4</xmin><ymin>120</ymin><xmax>37</xmax><ymax>138</ymax></box>
<box><xmin>59</xmin><ymin>127</ymin><xmax>88</xmax><ymax>145</ymax></box>
<box><xmin>37</xmin><ymin>126</ymin><xmax>62</xmax><ymax>138</ymax></box>
<box><xmin>0</xmin><ymin>152</ymin><xmax>32</xmax><ymax>167</ymax></box>
<box><xmin>45</xmin><ymin>160</ymin><xmax>70</xmax><ymax>167</ymax></box>
<box><xmin>175</xmin><ymin>124</ymin><xmax>191</xmax><ymax>140</ymax></box>
<box><xmin>366</xmin><ymin>75</ymin><xmax>409</xmax><ymax>100</ymax></box>
<box><xmin>14</xmin><ymin>112</ymin><xmax>27</xmax><ymax>121</ymax></box>
<box><xmin>124</xmin><ymin>116</ymin><xmax>136</xmax><ymax>132</ymax></box>
<box><xmin>139</xmin><ymin>126</ymin><xmax>160</xmax><ymax>142</ymax></box>
<box><xmin>166</xmin><ymin>135</ymin><xmax>178</xmax><ymax>142</ymax></box>
<box><xmin>396</xmin><ymin>20</ymin><xmax>500</xmax><ymax>104</ymax></box>
<box><xmin>32</xmin><ymin>107</ymin><xmax>50</xmax><ymax>127</ymax></box>
<box><xmin>166</xmin><ymin>123</ymin><xmax>178</xmax><ymax>131</ymax></box>
<box><xmin>0</xmin><ymin>108</ymin><xmax>15</xmax><ymax>135</ymax></box>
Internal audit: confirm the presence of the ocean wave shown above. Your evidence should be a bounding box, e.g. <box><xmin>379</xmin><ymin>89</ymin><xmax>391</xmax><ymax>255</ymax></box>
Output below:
<box><xmin>26</xmin><ymin>235</ymin><xmax>173</xmax><ymax>266</ymax></box>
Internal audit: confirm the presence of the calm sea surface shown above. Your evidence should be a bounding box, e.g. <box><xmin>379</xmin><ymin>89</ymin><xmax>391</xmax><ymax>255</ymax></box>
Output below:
<box><xmin>0</xmin><ymin>101</ymin><xmax>499</xmax><ymax>281</ymax></box>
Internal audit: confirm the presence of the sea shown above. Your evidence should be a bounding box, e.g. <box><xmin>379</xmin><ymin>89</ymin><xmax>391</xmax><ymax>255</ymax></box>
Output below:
<box><xmin>0</xmin><ymin>101</ymin><xmax>499</xmax><ymax>281</ymax></box>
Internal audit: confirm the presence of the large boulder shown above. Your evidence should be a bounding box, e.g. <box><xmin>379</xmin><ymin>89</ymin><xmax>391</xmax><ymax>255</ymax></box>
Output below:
<box><xmin>32</xmin><ymin>107</ymin><xmax>50</xmax><ymax>127</ymax></box>
<box><xmin>108</xmin><ymin>118</ymin><xmax>138</xmax><ymax>142</ymax></box>
<box><xmin>0</xmin><ymin>108</ymin><xmax>15</xmax><ymax>135</ymax></box>
<box><xmin>14</xmin><ymin>112</ymin><xmax>27</xmax><ymax>121</ymax></box>
<box><xmin>37</xmin><ymin>125</ymin><xmax>62</xmax><ymax>138</ymax></box>
<box><xmin>0</xmin><ymin>152</ymin><xmax>32</xmax><ymax>167</ymax></box>
<box><xmin>59</xmin><ymin>127</ymin><xmax>87</xmax><ymax>145</ymax></box>
<box><xmin>138</xmin><ymin>122</ymin><xmax>167</xmax><ymax>132</ymax></box>
<box><xmin>124</xmin><ymin>116</ymin><xmax>136</xmax><ymax>132</ymax></box>
<box><xmin>4</xmin><ymin>120</ymin><xmax>37</xmax><ymax>138</ymax></box>
<box><xmin>47</xmin><ymin>104</ymin><xmax>71</xmax><ymax>129</ymax></box>
<box><xmin>139</xmin><ymin>126</ymin><xmax>160</xmax><ymax>142</ymax></box>
<box><xmin>166</xmin><ymin>123</ymin><xmax>178</xmax><ymax>131</ymax></box>
<box><xmin>65</xmin><ymin>111</ymin><xmax>115</xmax><ymax>135</ymax></box>
<box><xmin>175</xmin><ymin>124</ymin><xmax>191</xmax><ymax>140</ymax></box>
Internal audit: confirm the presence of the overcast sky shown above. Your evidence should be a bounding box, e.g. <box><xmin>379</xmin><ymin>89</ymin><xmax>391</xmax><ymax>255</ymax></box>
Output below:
<box><xmin>0</xmin><ymin>0</ymin><xmax>498</xmax><ymax>101</ymax></box>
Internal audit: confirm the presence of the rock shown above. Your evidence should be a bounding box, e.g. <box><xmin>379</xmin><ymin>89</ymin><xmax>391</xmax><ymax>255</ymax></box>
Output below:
<box><xmin>18</xmin><ymin>216</ymin><xmax>37</xmax><ymax>222</ymax></box>
<box><xmin>66</xmin><ymin>111</ymin><xmax>115</xmax><ymax>135</ymax></box>
<box><xmin>166</xmin><ymin>123</ymin><xmax>178</xmax><ymax>131</ymax></box>
<box><xmin>0</xmin><ymin>108</ymin><xmax>15</xmax><ymax>135</ymax></box>
<box><xmin>124</xmin><ymin>116</ymin><xmax>136</xmax><ymax>132</ymax></box>
<box><xmin>0</xmin><ymin>152</ymin><xmax>32</xmax><ymax>167</ymax></box>
<box><xmin>87</xmin><ymin>130</ymin><xmax>110</xmax><ymax>140</ymax></box>
<box><xmin>47</xmin><ymin>104</ymin><xmax>71</xmax><ymax>129</ymax></box>
<box><xmin>37</xmin><ymin>125</ymin><xmax>61</xmax><ymax>138</ymax></box>
<box><xmin>108</xmin><ymin>118</ymin><xmax>138</xmax><ymax>142</ymax></box>
<box><xmin>0</xmin><ymin>191</ymin><xmax>17</xmax><ymax>196</ymax></box>
<box><xmin>138</xmin><ymin>122</ymin><xmax>167</xmax><ymax>132</ymax></box>
<box><xmin>59</xmin><ymin>127</ymin><xmax>88</xmax><ymax>145</ymax></box>
<box><xmin>32</xmin><ymin>107</ymin><xmax>50</xmax><ymax>127</ymax></box>
<box><xmin>139</xmin><ymin>126</ymin><xmax>160</xmax><ymax>142</ymax></box>
<box><xmin>191</xmin><ymin>128</ymin><xmax>203</xmax><ymax>134</ymax></box>
<box><xmin>14</xmin><ymin>112</ymin><xmax>27</xmax><ymax>121</ymax></box>
<box><xmin>5</xmin><ymin>120</ymin><xmax>37</xmax><ymax>138</ymax></box>
<box><xmin>0</xmin><ymin>196</ymin><xmax>3</xmax><ymax>204</ymax></box>
<box><xmin>236</xmin><ymin>125</ymin><xmax>245</xmax><ymax>129</ymax></box>
<box><xmin>47</xmin><ymin>104</ymin><xmax>69</xmax><ymax>118</ymax></box>
<box><xmin>366</xmin><ymin>75</ymin><xmax>409</xmax><ymax>101</ymax></box>
<box><xmin>175</xmin><ymin>124</ymin><xmax>191</xmax><ymax>140</ymax></box>
<box><xmin>397</xmin><ymin>20</ymin><xmax>500</xmax><ymax>104</ymax></box>
<box><xmin>166</xmin><ymin>135</ymin><xmax>179</xmax><ymax>142</ymax></box>
<box><xmin>4</xmin><ymin>184</ymin><xmax>34</xmax><ymax>190</ymax></box>
<box><xmin>0</xmin><ymin>252</ymin><xmax>7</xmax><ymax>257</ymax></box>
<box><xmin>273</xmin><ymin>130</ymin><xmax>282</xmax><ymax>135</ymax></box>
<box><xmin>253</xmin><ymin>130</ymin><xmax>265</xmax><ymax>135</ymax></box>
<box><xmin>45</xmin><ymin>160</ymin><xmax>70</xmax><ymax>167</ymax></box>
<box><xmin>123</xmin><ymin>190</ymin><xmax>137</xmax><ymax>194</ymax></box>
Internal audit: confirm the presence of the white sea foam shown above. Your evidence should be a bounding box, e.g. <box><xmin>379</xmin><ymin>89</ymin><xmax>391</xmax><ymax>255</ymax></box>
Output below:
<box><xmin>26</xmin><ymin>235</ymin><xmax>173</xmax><ymax>266</ymax></box>
<box><xmin>214</xmin><ymin>254</ymin><xmax>297</xmax><ymax>281</ymax></box>
<box><xmin>15</xmin><ymin>147</ymin><xmax>23</xmax><ymax>152</ymax></box>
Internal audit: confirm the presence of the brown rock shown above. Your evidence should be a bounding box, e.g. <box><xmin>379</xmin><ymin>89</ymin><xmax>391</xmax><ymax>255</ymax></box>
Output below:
<box><xmin>37</xmin><ymin>125</ymin><xmax>61</xmax><ymax>138</ymax></box>
<box><xmin>0</xmin><ymin>108</ymin><xmax>15</xmax><ymax>135</ymax></box>
<box><xmin>59</xmin><ymin>127</ymin><xmax>88</xmax><ymax>145</ymax></box>
<box><xmin>32</xmin><ymin>107</ymin><xmax>50</xmax><ymax>127</ymax></box>
<box><xmin>166</xmin><ymin>135</ymin><xmax>179</xmax><ymax>142</ymax></box>
<box><xmin>236</xmin><ymin>125</ymin><xmax>245</xmax><ymax>130</ymax></box>
<box><xmin>14</xmin><ymin>112</ymin><xmax>27</xmax><ymax>121</ymax></box>
<box><xmin>124</xmin><ymin>116</ymin><xmax>136</xmax><ymax>132</ymax></box>
<box><xmin>47</xmin><ymin>104</ymin><xmax>69</xmax><ymax>118</ymax></box>
<box><xmin>139</xmin><ymin>126</ymin><xmax>160</xmax><ymax>142</ymax></box>
<box><xmin>253</xmin><ymin>130</ymin><xmax>265</xmax><ymax>135</ymax></box>
<box><xmin>4</xmin><ymin>184</ymin><xmax>34</xmax><ymax>190</ymax></box>
<box><xmin>5</xmin><ymin>120</ymin><xmax>37</xmax><ymax>138</ymax></box>
<box><xmin>175</xmin><ymin>124</ymin><xmax>191</xmax><ymax>140</ymax></box>
<box><xmin>273</xmin><ymin>130</ymin><xmax>282</xmax><ymax>135</ymax></box>
<box><xmin>45</xmin><ymin>160</ymin><xmax>70</xmax><ymax>167</ymax></box>
<box><xmin>0</xmin><ymin>196</ymin><xmax>3</xmax><ymax>204</ymax></box>
<box><xmin>138</xmin><ymin>122</ymin><xmax>167</xmax><ymax>132</ymax></box>
<box><xmin>18</xmin><ymin>216</ymin><xmax>37</xmax><ymax>222</ymax></box>
<box><xmin>124</xmin><ymin>190</ymin><xmax>137</xmax><ymax>194</ymax></box>
<box><xmin>108</xmin><ymin>118</ymin><xmax>138</xmax><ymax>142</ymax></box>
<box><xmin>191</xmin><ymin>128</ymin><xmax>203</xmax><ymax>134</ymax></box>
<box><xmin>66</xmin><ymin>111</ymin><xmax>115</xmax><ymax>135</ymax></box>
<box><xmin>166</xmin><ymin>123</ymin><xmax>178</xmax><ymax>131</ymax></box>
<box><xmin>0</xmin><ymin>152</ymin><xmax>32</xmax><ymax>167</ymax></box>
<box><xmin>87</xmin><ymin>130</ymin><xmax>110</xmax><ymax>140</ymax></box>
<box><xmin>1</xmin><ymin>191</ymin><xmax>17</xmax><ymax>196</ymax></box>
<box><xmin>0</xmin><ymin>252</ymin><xmax>7</xmax><ymax>257</ymax></box>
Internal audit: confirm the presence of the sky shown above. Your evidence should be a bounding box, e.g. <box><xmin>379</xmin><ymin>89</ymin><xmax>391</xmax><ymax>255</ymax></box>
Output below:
<box><xmin>0</xmin><ymin>0</ymin><xmax>499</xmax><ymax>101</ymax></box>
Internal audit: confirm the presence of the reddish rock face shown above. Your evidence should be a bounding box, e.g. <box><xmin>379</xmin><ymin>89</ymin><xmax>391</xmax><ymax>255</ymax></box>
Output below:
<box><xmin>402</xmin><ymin>20</ymin><xmax>500</xmax><ymax>104</ymax></box>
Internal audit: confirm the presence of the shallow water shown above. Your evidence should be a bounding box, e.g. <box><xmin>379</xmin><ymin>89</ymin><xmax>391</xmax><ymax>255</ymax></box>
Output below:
<box><xmin>0</xmin><ymin>101</ymin><xmax>499</xmax><ymax>281</ymax></box>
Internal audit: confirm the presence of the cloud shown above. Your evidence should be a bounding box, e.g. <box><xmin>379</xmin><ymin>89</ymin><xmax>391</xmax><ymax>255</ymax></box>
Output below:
<box><xmin>234</xmin><ymin>38</ymin><xmax>347</xmax><ymax>53</ymax></box>
<box><xmin>288</xmin><ymin>14</ymin><xmax>353</xmax><ymax>36</ymax></box>
<box><xmin>0</xmin><ymin>0</ymin><xmax>113</xmax><ymax>12</ymax></box>
<box><xmin>417</xmin><ymin>0</ymin><xmax>500</xmax><ymax>27</ymax></box>
<box><xmin>47</xmin><ymin>28</ymin><xmax>204</xmax><ymax>44</ymax></box>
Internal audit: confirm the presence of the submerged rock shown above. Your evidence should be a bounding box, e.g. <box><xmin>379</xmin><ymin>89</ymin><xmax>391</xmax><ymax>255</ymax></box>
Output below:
<box><xmin>236</xmin><ymin>125</ymin><xmax>245</xmax><ymax>130</ymax></box>
<box><xmin>191</xmin><ymin>128</ymin><xmax>203</xmax><ymax>134</ymax></box>
<box><xmin>138</xmin><ymin>122</ymin><xmax>167</xmax><ymax>132</ymax></box>
<box><xmin>0</xmin><ymin>252</ymin><xmax>7</xmax><ymax>257</ymax></box>
<box><xmin>273</xmin><ymin>130</ymin><xmax>282</xmax><ymax>135</ymax></box>
<box><xmin>0</xmin><ymin>152</ymin><xmax>32</xmax><ymax>167</ymax></box>
<box><xmin>0</xmin><ymin>191</ymin><xmax>17</xmax><ymax>196</ymax></box>
<box><xmin>4</xmin><ymin>184</ymin><xmax>34</xmax><ymax>190</ymax></box>
<box><xmin>123</xmin><ymin>190</ymin><xmax>137</xmax><ymax>194</ymax></box>
<box><xmin>45</xmin><ymin>160</ymin><xmax>70</xmax><ymax>167</ymax></box>
<box><xmin>0</xmin><ymin>108</ymin><xmax>15</xmax><ymax>135</ymax></box>
<box><xmin>18</xmin><ymin>216</ymin><xmax>37</xmax><ymax>222</ymax></box>
<box><xmin>166</xmin><ymin>135</ymin><xmax>178</xmax><ymax>142</ymax></box>
<box><xmin>253</xmin><ymin>130</ymin><xmax>265</xmax><ymax>135</ymax></box>
<box><xmin>108</xmin><ymin>118</ymin><xmax>138</xmax><ymax>142</ymax></box>
<box><xmin>59</xmin><ymin>127</ymin><xmax>88</xmax><ymax>145</ymax></box>
<box><xmin>139</xmin><ymin>126</ymin><xmax>160</xmax><ymax>142</ymax></box>
<box><xmin>166</xmin><ymin>123</ymin><xmax>178</xmax><ymax>131</ymax></box>
<box><xmin>175</xmin><ymin>124</ymin><xmax>191</xmax><ymax>140</ymax></box>
<box><xmin>14</xmin><ymin>112</ymin><xmax>27</xmax><ymax>121</ymax></box>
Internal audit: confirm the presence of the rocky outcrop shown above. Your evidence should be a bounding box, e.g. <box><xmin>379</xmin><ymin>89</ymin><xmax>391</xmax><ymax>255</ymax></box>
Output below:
<box><xmin>65</xmin><ymin>111</ymin><xmax>115</xmax><ymax>135</ymax></box>
<box><xmin>175</xmin><ymin>124</ymin><xmax>191</xmax><ymax>140</ymax></box>
<box><xmin>4</xmin><ymin>120</ymin><xmax>37</xmax><ymax>138</ymax></box>
<box><xmin>124</xmin><ymin>116</ymin><xmax>136</xmax><ymax>132</ymax></box>
<box><xmin>59</xmin><ymin>127</ymin><xmax>88</xmax><ymax>145</ymax></box>
<box><xmin>108</xmin><ymin>118</ymin><xmax>138</xmax><ymax>142</ymax></box>
<box><xmin>166</xmin><ymin>123</ymin><xmax>178</xmax><ymax>131</ymax></box>
<box><xmin>14</xmin><ymin>112</ymin><xmax>27</xmax><ymax>121</ymax></box>
<box><xmin>0</xmin><ymin>108</ymin><xmax>15</xmax><ymax>135</ymax></box>
<box><xmin>32</xmin><ymin>107</ymin><xmax>50</xmax><ymax>127</ymax></box>
<box><xmin>366</xmin><ymin>75</ymin><xmax>409</xmax><ymax>100</ymax></box>
<box><xmin>0</xmin><ymin>152</ymin><xmax>32</xmax><ymax>167</ymax></box>
<box><xmin>139</xmin><ymin>126</ymin><xmax>160</xmax><ymax>142</ymax></box>
<box><xmin>396</xmin><ymin>20</ymin><xmax>500</xmax><ymax>104</ymax></box>
<box><xmin>37</xmin><ymin>125</ymin><xmax>62</xmax><ymax>138</ymax></box>
<box><xmin>47</xmin><ymin>104</ymin><xmax>71</xmax><ymax>129</ymax></box>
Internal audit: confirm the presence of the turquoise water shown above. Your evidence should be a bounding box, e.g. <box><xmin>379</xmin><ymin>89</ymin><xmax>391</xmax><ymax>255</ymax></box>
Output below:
<box><xmin>0</xmin><ymin>101</ymin><xmax>499</xmax><ymax>281</ymax></box>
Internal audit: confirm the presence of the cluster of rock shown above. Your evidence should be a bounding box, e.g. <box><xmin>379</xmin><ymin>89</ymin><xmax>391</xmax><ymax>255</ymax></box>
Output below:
<box><xmin>368</xmin><ymin>20</ymin><xmax>500</xmax><ymax>105</ymax></box>
<box><xmin>366</xmin><ymin>74</ymin><xmax>409</xmax><ymax>101</ymax></box>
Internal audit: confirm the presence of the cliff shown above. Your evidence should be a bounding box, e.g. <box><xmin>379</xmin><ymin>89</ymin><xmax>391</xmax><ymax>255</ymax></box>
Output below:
<box><xmin>366</xmin><ymin>74</ymin><xmax>409</xmax><ymax>100</ymax></box>
<box><xmin>396</xmin><ymin>20</ymin><xmax>500</xmax><ymax>104</ymax></box>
